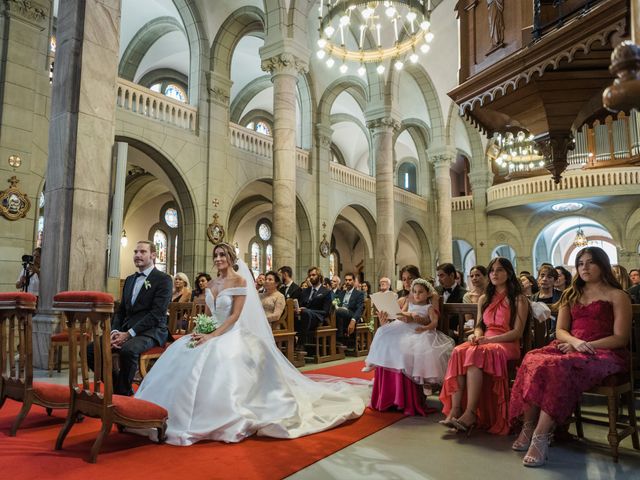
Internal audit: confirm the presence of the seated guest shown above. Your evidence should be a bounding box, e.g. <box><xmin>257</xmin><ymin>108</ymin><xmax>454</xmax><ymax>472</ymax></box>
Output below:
<box><xmin>330</xmin><ymin>275</ymin><xmax>341</xmax><ymax>298</ymax></box>
<box><xmin>255</xmin><ymin>273</ymin><xmax>266</xmax><ymax>293</ymax></box>
<box><xmin>436</xmin><ymin>263</ymin><xmax>468</xmax><ymax>336</ymax></box>
<box><xmin>629</xmin><ymin>268</ymin><xmax>640</xmax><ymax>286</ymax></box>
<box><xmin>366</xmin><ymin>278</ymin><xmax>453</xmax><ymax>415</ymax></box>
<box><xmin>378</xmin><ymin>276</ymin><xmax>395</xmax><ymax>295</ymax></box>
<box><xmin>509</xmin><ymin>247</ymin><xmax>631</xmax><ymax>467</ymax></box>
<box><xmin>520</xmin><ymin>273</ymin><xmax>538</xmax><ymax>298</ymax></box>
<box><xmin>554</xmin><ymin>266</ymin><xmax>572</xmax><ymax>292</ymax></box>
<box><xmin>172</xmin><ymin>272</ymin><xmax>192</xmax><ymax>303</ymax></box>
<box><xmin>278</xmin><ymin>265</ymin><xmax>301</xmax><ymax>300</ymax></box>
<box><xmin>462</xmin><ymin>265</ymin><xmax>488</xmax><ymax>332</ymax></box>
<box><xmin>191</xmin><ymin>272</ymin><xmax>211</xmax><ymax>302</ymax></box>
<box><xmin>531</xmin><ymin>265</ymin><xmax>562</xmax><ymax>338</ymax></box>
<box><xmin>295</xmin><ymin>267</ymin><xmax>332</xmax><ymax>351</ymax></box>
<box><xmin>611</xmin><ymin>264</ymin><xmax>630</xmax><ymax>290</ymax></box>
<box><xmin>398</xmin><ymin>265</ymin><xmax>421</xmax><ymax>306</ymax></box>
<box><xmin>260</xmin><ymin>271</ymin><xmax>286</xmax><ymax>325</ymax></box>
<box><xmin>455</xmin><ymin>270</ymin><xmax>466</xmax><ymax>289</ymax></box>
<box><xmin>439</xmin><ymin>257</ymin><xmax>528</xmax><ymax>435</ymax></box>
<box><xmin>334</xmin><ymin>272</ymin><xmax>366</xmax><ymax>343</ymax></box>
<box><xmin>360</xmin><ymin>280</ymin><xmax>372</xmax><ymax>298</ymax></box>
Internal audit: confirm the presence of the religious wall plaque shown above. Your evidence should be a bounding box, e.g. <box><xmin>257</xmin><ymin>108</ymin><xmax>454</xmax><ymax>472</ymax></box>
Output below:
<box><xmin>0</xmin><ymin>176</ymin><xmax>30</xmax><ymax>220</ymax></box>
<box><xmin>207</xmin><ymin>213</ymin><xmax>225</xmax><ymax>244</ymax></box>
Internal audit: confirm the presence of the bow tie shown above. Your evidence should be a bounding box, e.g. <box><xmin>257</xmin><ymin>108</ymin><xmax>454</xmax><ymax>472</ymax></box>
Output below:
<box><xmin>443</xmin><ymin>287</ymin><xmax>453</xmax><ymax>294</ymax></box>
<box><xmin>135</xmin><ymin>272</ymin><xmax>146</xmax><ymax>278</ymax></box>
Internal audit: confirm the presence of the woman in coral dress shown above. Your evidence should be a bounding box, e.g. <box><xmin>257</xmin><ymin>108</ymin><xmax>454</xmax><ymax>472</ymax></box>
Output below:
<box><xmin>439</xmin><ymin>257</ymin><xmax>528</xmax><ymax>435</ymax></box>
<box><xmin>509</xmin><ymin>247</ymin><xmax>631</xmax><ymax>467</ymax></box>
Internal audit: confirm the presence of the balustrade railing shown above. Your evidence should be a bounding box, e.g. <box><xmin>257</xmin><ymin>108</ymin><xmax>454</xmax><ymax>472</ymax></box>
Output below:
<box><xmin>394</xmin><ymin>187</ymin><xmax>428</xmax><ymax>210</ymax></box>
<box><xmin>532</xmin><ymin>0</ymin><xmax>602</xmax><ymax>40</ymax></box>
<box><xmin>487</xmin><ymin>167</ymin><xmax>640</xmax><ymax>202</ymax></box>
<box><xmin>330</xmin><ymin>163</ymin><xmax>376</xmax><ymax>193</ymax></box>
<box><xmin>452</xmin><ymin>195</ymin><xmax>474</xmax><ymax>211</ymax></box>
<box><xmin>116</xmin><ymin>79</ymin><xmax>197</xmax><ymax>132</ymax></box>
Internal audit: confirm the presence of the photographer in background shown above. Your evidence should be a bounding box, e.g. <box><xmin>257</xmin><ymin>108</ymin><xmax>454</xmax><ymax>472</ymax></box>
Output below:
<box><xmin>15</xmin><ymin>247</ymin><xmax>41</xmax><ymax>297</ymax></box>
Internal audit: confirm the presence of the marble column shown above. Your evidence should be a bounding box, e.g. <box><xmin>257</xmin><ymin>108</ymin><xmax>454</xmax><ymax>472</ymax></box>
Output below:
<box><xmin>34</xmin><ymin>0</ymin><xmax>121</xmax><ymax>368</ymax></box>
<box><xmin>430</xmin><ymin>148</ymin><xmax>457</xmax><ymax>264</ymax></box>
<box><xmin>368</xmin><ymin>117</ymin><xmax>400</xmax><ymax>281</ymax></box>
<box><xmin>261</xmin><ymin>53</ymin><xmax>308</xmax><ymax>272</ymax></box>
<box><xmin>469</xmin><ymin>169</ymin><xmax>492</xmax><ymax>266</ymax></box>
<box><xmin>107</xmin><ymin>141</ymin><xmax>128</xmax><ymax>295</ymax></box>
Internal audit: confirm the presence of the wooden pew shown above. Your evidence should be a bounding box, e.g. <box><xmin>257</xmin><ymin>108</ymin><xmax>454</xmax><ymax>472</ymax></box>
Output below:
<box><xmin>439</xmin><ymin>302</ymin><xmax>477</xmax><ymax>341</ymax></box>
<box><xmin>346</xmin><ymin>298</ymin><xmax>375</xmax><ymax>357</ymax></box>
<box><xmin>307</xmin><ymin>306</ymin><xmax>344</xmax><ymax>364</ymax></box>
<box><xmin>271</xmin><ymin>299</ymin><xmax>303</xmax><ymax>367</ymax></box>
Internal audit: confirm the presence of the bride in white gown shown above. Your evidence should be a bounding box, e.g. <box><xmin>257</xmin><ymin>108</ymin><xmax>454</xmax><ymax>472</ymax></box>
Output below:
<box><xmin>135</xmin><ymin>243</ymin><xmax>369</xmax><ymax>445</ymax></box>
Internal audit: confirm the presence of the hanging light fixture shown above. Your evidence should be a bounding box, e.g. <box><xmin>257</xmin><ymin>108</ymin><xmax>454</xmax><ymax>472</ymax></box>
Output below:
<box><xmin>573</xmin><ymin>226</ymin><xmax>588</xmax><ymax>247</ymax></box>
<box><xmin>493</xmin><ymin>130</ymin><xmax>545</xmax><ymax>177</ymax></box>
<box><xmin>317</xmin><ymin>1</ymin><xmax>435</xmax><ymax>74</ymax></box>
<box><xmin>120</xmin><ymin>229</ymin><xmax>128</xmax><ymax>248</ymax></box>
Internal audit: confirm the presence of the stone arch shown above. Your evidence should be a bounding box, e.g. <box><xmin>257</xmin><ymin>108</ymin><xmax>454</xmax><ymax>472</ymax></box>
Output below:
<box><xmin>396</xmin><ymin>220</ymin><xmax>432</xmax><ymax>276</ymax></box>
<box><xmin>119</xmin><ymin>16</ymin><xmax>186</xmax><ymax>82</ymax></box>
<box><xmin>328</xmin><ymin>203</ymin><xmax>377</xmax><ymax>265</ymax></box>
<box><xmin>211</xmin><ymin>6</ymin><xmax>265</xmax><ymax>77</ymax></box>
<box><xmin>446</xmin><ymin>102</ymin><xmax>485</xmax><ymax>168</ymax></box>
<box><xmin>115</xmin><ymin>135</ymin><xmax>197</xmax><ymax>276</ymax></box>
<box><xmin>394</xmin><ymin>119</ymin><xmax>430</xmax><ymax>195</ymax></box>
<box><xmin>239</xmin><ymin>109</ymin><xmax>274</xmax><ymax>128</ymax></box>
<box><xmin>230</xmin><ymin>75</ymin><xmax>272</xmax><ymax>123</ymax></box>
<box><xmin>317</xmin><ymin>76</ymin><xmax>369</xmax><ymax>126</ymax></box>
<box><xmin>138</xmin><ymin>68</ymin><xmax>188</xmax><ymax>91</ymax></box>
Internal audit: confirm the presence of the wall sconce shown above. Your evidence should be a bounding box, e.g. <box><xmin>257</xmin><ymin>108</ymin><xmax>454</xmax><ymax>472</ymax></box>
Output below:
<box><xmin>120</xmin><ymin>229</ymin><xmax>128</xmax><ymax>247</ymax></box>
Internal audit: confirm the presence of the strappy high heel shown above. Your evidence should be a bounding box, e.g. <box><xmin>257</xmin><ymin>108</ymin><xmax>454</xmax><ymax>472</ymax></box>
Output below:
<box><xmin>438</xmin><ymin>408</ymin><xmax>462</xmax><ymax>428</ymax></box>
<box><xmin>512</xmin><ymin>421</ymin><xmax>536</xmax><ymax>451</ymax></box>
<box><xmin>451</xmin><ymin>412</ymin><xmax>476</xmax><ymax>436</ymax></box>
<box><xmin>522</xmin><ymin>433</ymin><xmax>552</xmax><ymax>467</ymax></box>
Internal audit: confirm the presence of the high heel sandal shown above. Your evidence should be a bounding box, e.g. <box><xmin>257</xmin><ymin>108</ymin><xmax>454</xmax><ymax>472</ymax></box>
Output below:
<box><xmin>438</xmin><ymin>409</ymin><xmax>462</xmax><ymax>428</ymax></box>
<box><xmin>451</xmin><ymin>413</ymin><xmax>476</xmax><ymax>436</ymax></box>
<box><xmin>522</xmin><ymin>433</ymin><xmax>552</xmax><ymax>468</ymax></box>
<box><xmin>512</xmin><ymin>421</ymin><xmax>536</xmax><ymax>451</ymax></box>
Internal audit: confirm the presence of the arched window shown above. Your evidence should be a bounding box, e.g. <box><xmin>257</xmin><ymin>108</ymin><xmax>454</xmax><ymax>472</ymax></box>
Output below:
<box><xmin>397</xmin><ymin>162</ymin><xmax>417</xmax><ymax>193</ymax></box>
<box><xmin>329</xmin><ymin>252</ymin><xmax>337</xmax><ymax>279</ymax></box>
<box><xmin>148</xmin><ymin>203</ymin><xmax>181</xmax><ymax>275</ymax></box>
<box><xmin>249</xmin><ymin>218</ymin><xmax>273</xmax><ymax>276</ymax></box>
<box><xmin>153</xmin><ymin>229</ymin><xmax>168</xmax><ymax>272</ymax></box>
<box><xmin>149</xmin><ymin>82</ymin><xmax>188</xmax><ymax>103</ymax></box>
<box><xmin>36</xmin><ymin>191</ymin><xmax>45</xmax><ymax>248</ymax></box>
<box><xmin>245</xmin><ymin>119</ymin><xmax>273</xmax><ymax>137</ymax></box>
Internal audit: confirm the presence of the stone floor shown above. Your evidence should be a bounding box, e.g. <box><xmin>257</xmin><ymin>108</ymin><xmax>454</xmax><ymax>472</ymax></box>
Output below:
<box><xmin>36</xmin><ymin>359</ymin><xmax>640</xmax><ymax>480</ymax></box>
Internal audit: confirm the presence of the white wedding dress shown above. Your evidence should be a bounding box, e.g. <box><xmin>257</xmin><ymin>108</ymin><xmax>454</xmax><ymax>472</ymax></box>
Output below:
<box><xmin>135</xmin><ymin>260</ymin><xmax>369</xmax><ymax>445</ymax></box>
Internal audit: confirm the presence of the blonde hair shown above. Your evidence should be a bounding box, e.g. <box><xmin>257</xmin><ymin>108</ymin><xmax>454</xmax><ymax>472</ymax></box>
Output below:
<box><xmin>173</xmin><ymin>272</ymin><xmax>191</xmax><ymax>289</ymax></box>
<box><xmin>213</xmin><ymin>243</ymin><xmax>238</xmax><ymax>269</ymax></box>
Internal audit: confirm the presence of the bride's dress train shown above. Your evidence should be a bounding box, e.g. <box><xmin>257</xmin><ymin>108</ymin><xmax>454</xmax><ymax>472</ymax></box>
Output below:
<box><xmin>135</xmin><ymin>261</ymin><xmax>369</xmax><ymax>445</ymax></box>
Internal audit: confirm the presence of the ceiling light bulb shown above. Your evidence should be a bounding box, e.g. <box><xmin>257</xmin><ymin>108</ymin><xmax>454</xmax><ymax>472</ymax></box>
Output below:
<box><xmin>324</xmin><ymin>26</ymin><xmax>335</xmax><ymax>38</ymax></box>
<box><xmin>317</xmin><ymin>38</ymin><xmax>327</xmax><ymax>48</ymax></box>
<box><xmin>394</xmin><ymin>60</ymin><xmax>404</xmax><ymax>70</ymax></box>
<box><xmin>420</xmin><ymin>20</ymin><xmax>430</xmax><ymax>31</ymax></box>
<box><xmin>316</xmin><ymin>49</ymin><xmax>326</xmax><ymax>59</ymax></box>
<box><xmin>420</xmin><ymin>43</ymin><xmax>430</xmax><ymax>53</ymax></box>
<box><xmin>409</xmin><ymin>53</ymin><xmax>419</xmax><ymax>63</ymax></box>
<box><xmin>340</xmin><ymin>15</ymin><xmax>350</xmax><ymax>27</ymax></box>
<box><xmin>339</xmin><ymin>63</ymin><xmax>348</xmax><ymax>74</ymax></box>
<box><xmin>326</xmin><ymin>57</ymin><xmax>335</xmax><ymax>68</ymax></box>
<box><xmin>385</xmin><ymin>6</ymin><xmax>396</xmax><ymax>17</ymax></box>
<box><xmin>426</xmin><ymin>32</ymin><xmax>434</xmax><ymax>43</ymax></box>
<box><xmin>358</xmin><ymin>65</ymin><xmax>366</xmax><ymax>76</ymax></box>
<box><xmin>406</xmin><ymin>12</ymin><xmax>417</xmax><ymax>22</ymax></box>
<box><xmin>362</xmin><ymin>7</ymin><xmax>374</xmax><ymax>19</ymax></box>
<box><xmin>376</xmin><ymin>64</ymin><xmax>385</xmax><ymax>74</ymax></box>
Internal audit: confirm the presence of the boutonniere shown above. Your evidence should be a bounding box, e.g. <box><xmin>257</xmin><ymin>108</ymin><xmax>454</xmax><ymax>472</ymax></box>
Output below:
<box><xmin>144</xmin><ymin>279</ymin><xmax>151</xmax><ymax>290</ymax></box>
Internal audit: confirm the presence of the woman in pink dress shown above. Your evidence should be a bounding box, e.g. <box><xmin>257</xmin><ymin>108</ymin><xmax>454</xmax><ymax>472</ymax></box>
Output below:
<box><xmin>439</xmin><ymin>257</ymin><xmax>528</xmax><ymax>435</ymax></box>
<box><xmin>509</xmin><ymin>247</ymin><xmax>631</xmax><ymax>467</ymax></box>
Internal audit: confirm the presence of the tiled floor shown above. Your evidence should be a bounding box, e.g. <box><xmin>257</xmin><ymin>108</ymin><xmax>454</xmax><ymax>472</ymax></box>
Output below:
<box><xmin>35</xmin><ymin>362</ymin><xmax>640</xmax><ymax>480</ymax></box>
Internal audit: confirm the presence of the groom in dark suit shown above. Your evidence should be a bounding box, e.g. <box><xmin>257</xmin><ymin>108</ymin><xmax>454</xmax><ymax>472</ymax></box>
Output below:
<box><xmin>435</xmin><ymin>262</ymin><xmax>467</xmax><ymax>337</ymax></box>
<box><xmin>295</xmin><ymin>266</ymin><xmax>332</xmax><ymax>351</ymax></box>
<box><xmin>334</xmin><ymin>272</ymin><xmax>365</xmax><ymax>343</ymax></box>
<box><xmin>89</xmin><ymin>240</ymin><xmax>172</xmax><ymax>395</ymax></box>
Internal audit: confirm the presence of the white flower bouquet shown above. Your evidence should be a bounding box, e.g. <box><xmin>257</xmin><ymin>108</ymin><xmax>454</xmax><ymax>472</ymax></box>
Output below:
<box><xmin>366</xmin><ymin>318</ymin><xmax>375</xmax><ymax>333</ymax></box>
<box><xmin>187</xmin><ymin>313</ymin><xmax>219</xmax><ymax>348</ymax></box>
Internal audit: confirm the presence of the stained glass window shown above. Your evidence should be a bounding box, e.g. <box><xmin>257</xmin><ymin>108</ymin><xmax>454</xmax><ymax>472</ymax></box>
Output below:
<box><xmin>397</xmin><ymin>162</ymin><xmax>417</xmax><ymax>193</ymax></box>
<box><xmin>251</xmin><ymin>242</ymin><xmax>261</xmax><ymax>278</ymax></box>
<box><xmin>173</xmin><ymin>235</ymin><xmax>178</xmax><ymax>276</ymax></box>
<box><xmin>164</xmin><ymin>208</ymin><xmax>178</xmax><ymax>228</ymax></box>
<box><xmin>165</xmin><ymin>84</ymin><xmax>187</xmax><ymax>103</ymax></box>
<box><xmin>266</xmin><ymin>244</ymin><xmax>273</xmax><ymax>271</ymax></box>
<box><xmin>150</xmin><ymin>83</ymin><xmax>162</xmax><ymax>93</ymax></box>
<box><xmin>255</xmin><ymin>121</ymin><xmax>271</xmax><ymax>136</ymax></box>
<box><xmin>258</xmin><ymin>221</ymin><xmax>271</xmax><ymax>241</ymax></box>
<box><xmin>329</xmin><ymin>253</ymin><xmax>336</xmax><ymax>279</ymax></box>
<box><xmin>37</xmin><ymin>216</ymin><xmax>44</xmax><ymax>248</ymax></box>
<box><xmin>154</xmin><ymin>229</ymin><xmax>168</xmax><ymax>272</ymax></box>
<box><xmin>49</xmin><ymin>36</ymin><xmax>56</xmax><ymax>53</ymax></box>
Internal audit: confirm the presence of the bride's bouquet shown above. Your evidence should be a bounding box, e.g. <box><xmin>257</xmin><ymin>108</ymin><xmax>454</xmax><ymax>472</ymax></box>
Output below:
<box><xmin>187</xmin><ymin>313</ymin><xmax>219</xmax><ymax>348</ymax></box>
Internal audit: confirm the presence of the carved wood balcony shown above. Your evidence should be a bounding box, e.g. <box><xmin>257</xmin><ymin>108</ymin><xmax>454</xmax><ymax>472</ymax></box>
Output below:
<box><xmin>449</xmin><ymin>0</ymin><xmax>629</xmax><ymax>182</ymax></box>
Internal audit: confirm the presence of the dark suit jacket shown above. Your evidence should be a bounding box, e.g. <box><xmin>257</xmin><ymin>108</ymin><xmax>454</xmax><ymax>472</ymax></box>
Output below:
<box><xmin>299</xmin><ymin>285</ymin><xmax>332</xmax><ymax>317</ymax></box>
<box><xmin>279</xmin><ymin>281</ymin><xmax>301</xmax><ymax>300</ymax></box>
<box><xmin>436</xmin><ymin>285</ymin><xmax>467</xmax><ymax>304</ymax></box>
<box><xmin>627</xmin><ymin>284</ymin><xmax>640</xmax><ymax>304</ymax></box>
<box><xmin>112</xmin><ymin>268</ymin><xmax>173</xmax><ymax>346</ymax></box>
<box><xmin>336</xmin><ymin>288</ymin><xmax>366</xmax><ymax>322</ymax></box>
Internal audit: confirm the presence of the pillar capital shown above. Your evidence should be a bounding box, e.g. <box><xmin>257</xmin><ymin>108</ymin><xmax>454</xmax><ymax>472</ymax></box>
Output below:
<box><xmin>260</xmin><ymin>41</ymin><xmax>309</xmax><ymax>78</ymax></box>
<box><xmin>206</xmin><ymin>71</ymin><xmax>232</xmax><ymax>106</ymax></box>
<box><xmin>468</xmin><ymin>169</ymin><xmax>492</xmax><ymax>190</ymax></box>
<box><xmin>3</xmin><ymin>0</ymin><xmax>50</xmax><ymax>30</ymax></box>
<box><xmin>315</xmin><ymin>123</ymin><xmax>333</xmax><ymax>148</ymax></box>
<box><xmin>366</xmin><ymin>116</ymin><xmax>401</xmax><ymax>133</ymax></box>
<box><xmin>427</xmin><ymin>146</ymin><xmax>458</xmax><ymax>166</ymax></box>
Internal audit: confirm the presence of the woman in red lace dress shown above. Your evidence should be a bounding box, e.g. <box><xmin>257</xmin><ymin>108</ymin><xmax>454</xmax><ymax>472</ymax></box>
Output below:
<box><xmin>439</xmin><ymin>257</ymin><xmax>528</xmax><ymax>435</ymax></box>
<box><xmin>509</xmin><ymin>247</ymin><xmax>631</xmax><ymax>467</ymax></box>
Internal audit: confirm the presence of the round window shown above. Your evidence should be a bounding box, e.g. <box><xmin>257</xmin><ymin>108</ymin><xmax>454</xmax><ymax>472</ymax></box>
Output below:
<box><xmin>164</xmin><ymin>208</ymin><xmax>178</xmax><ymax>228</ymax></box>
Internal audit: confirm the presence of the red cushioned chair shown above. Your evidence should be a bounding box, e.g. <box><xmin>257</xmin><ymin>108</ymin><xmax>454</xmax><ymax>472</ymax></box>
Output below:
<box><xmin>0</xmin><ymin>292</ymin><xmax>70</xmax><ymax>436</ymax></box>
<box><xmin>52</xmin><ymin>291</ymin><xmax>168</xmax><ymax>463</ymax></box>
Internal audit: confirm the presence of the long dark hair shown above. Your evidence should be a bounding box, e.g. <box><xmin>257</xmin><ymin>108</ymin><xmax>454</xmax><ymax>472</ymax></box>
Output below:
<box><xmin>480</xmin><ymin>257</ymin><xmax>522</xmax><ymax>329</ymax></box>
<box><xmin>554</xmin><ymin>265</ymin><xmax>572</xmax><ymax>288</ymax></box>
<box><xmin>560</xmin><ymin>247</ymin><xmax>622</xmax><ymax>307</ymax></box>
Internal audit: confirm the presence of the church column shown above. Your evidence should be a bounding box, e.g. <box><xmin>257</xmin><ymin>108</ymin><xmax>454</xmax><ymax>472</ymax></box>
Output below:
<box><xmin>315</xmin><ymin>123</ymin><xmax>333</xmax><ymax>277</ymax></box>
<box><xmin>107</xmin><ymin>141</ymin><xmax>128</xmax><ymax>294</ymax></box>
<box><xmin>34</xmin><ymin>0</ymin><xmax>121</xmax><ymax>368</ymax></box>
<box><xmin>261</xmin><ymin>52</ymin><xmax>308</xmax><ymax>272</ymax></box>
<box><xmin>469</xmin><ymin>169</ymin><xmax>491</xmax><ymax>266</ymax></box>
<box><xmin>367</xmin><ymin>117</ymin><xmax>401</xmax><ymax>281</ymax></box>
<box><xmin>430</xmin><ymin>147</ymin><xmax>457</xmax><ymax>264</ymax></box>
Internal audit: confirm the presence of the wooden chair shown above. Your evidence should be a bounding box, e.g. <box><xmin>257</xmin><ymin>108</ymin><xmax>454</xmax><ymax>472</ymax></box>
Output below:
<box><xmin>440</xmin><ymin>302</ymin><xmax>477</xmax><ymax>341</ymax></box>
<box><xmin>307</xmin><ymin>307</ymin><xmax>344</xmax><ymax>364</ymax></box>
<box><xmin>138</xmin><ymin>301</ymin><xmax>193</xmax><ymax>378</ymax></box>
<box><xmin>52</xmin><ymin>291</ymin><xmax>167</xmax><ymax>463</ymax></box>
<box><xmin>347</xmin><ymin>298</ymin><xmax>375</xmax><ymax>357</ymax></box>
<box><xmin>0</xmin><ymin>292</ymin><xmax>70</xmax><ymax>435</ymax></box>
<box><xmin>573</xmin><ymin>304</ymin><xmax>640</xmax><ymax>462</ymax></box>
<box><xmin>272</xmin><ymin>299</ymin><xmax>302</xmax><ymax>366</ymax></box>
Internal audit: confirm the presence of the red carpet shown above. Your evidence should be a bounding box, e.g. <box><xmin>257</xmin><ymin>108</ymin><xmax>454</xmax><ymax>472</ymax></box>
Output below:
<box><xmin>0</xmin><ymin>361</ymin><xmax>403</xmax><ymax>480</ymax></box>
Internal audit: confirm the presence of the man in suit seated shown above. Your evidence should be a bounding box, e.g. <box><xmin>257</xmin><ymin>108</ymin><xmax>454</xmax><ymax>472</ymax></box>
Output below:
<box><xmin>88</xmin><ymin>240</ymin><xmax>172</xmax><ymax>396</ymax></box>
<box><xmin>330</xmin><ymin>275</ymin><xmax>341</xmax><ymax>299</ymax></box>
<box><xmin>334</xmin><ymin>272</ymin><xmax>365</xmax><ymax>344</ymax></box>
<box><xmin>295</xmin><ymin>266</ymin><xmax>332</xmax><ymax>352</ymax></box>
<box><xmin>278</xmin><ymin>265</ymin><xmax>301</xmax><ymax>300</ymax></box>
<box><xmin>436</xmin><ymin>262</ymin><xmax>467</xmax><ymax>338</ymax></box>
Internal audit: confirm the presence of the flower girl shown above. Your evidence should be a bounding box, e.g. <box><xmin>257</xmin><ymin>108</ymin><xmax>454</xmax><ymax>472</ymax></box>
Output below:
<box><xmin>365</xmin><ymin>278</ymin><xmax>455</xmax><ymax>415</ymax></box>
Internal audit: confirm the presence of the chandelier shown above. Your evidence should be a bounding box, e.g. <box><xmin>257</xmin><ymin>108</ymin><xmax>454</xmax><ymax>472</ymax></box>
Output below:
<box><xmin>493</xmin><ymin>131</ymin><xmax>545</xmax><ymax>175</ymax></box>
<box><xmin>316</xmin><ymin>1</ymin><xmax>434</xmax><ymax>75</ymax></box>
<box><xmin>573</xmin><ymin>227</ymin><xmax>588</xmax><ymax>247</ymax></box>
